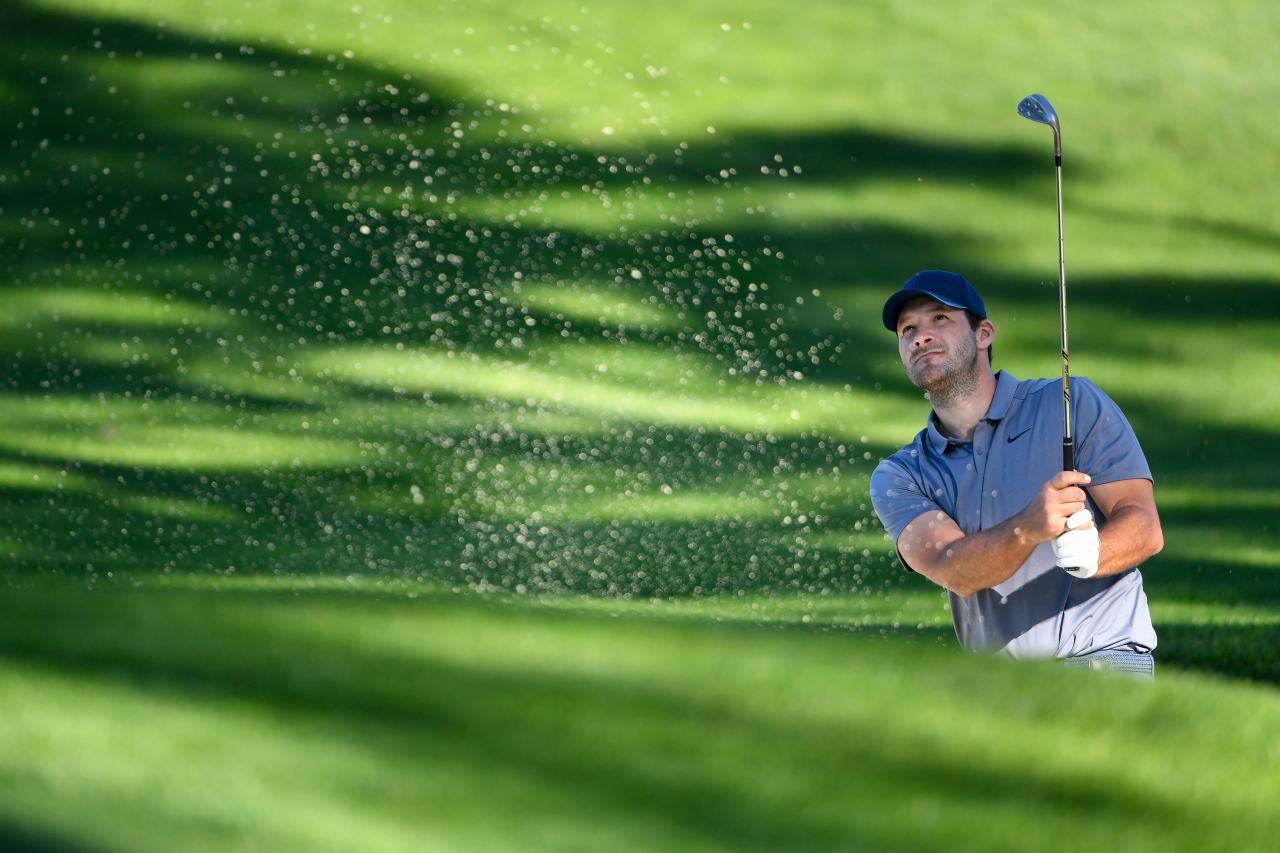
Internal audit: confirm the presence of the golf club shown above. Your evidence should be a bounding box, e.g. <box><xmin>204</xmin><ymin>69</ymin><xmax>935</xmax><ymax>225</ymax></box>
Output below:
<box><xmin>1017</xmin><ymin>93</ymin><xmax>1074</xmax><ymax>473</ymax></box>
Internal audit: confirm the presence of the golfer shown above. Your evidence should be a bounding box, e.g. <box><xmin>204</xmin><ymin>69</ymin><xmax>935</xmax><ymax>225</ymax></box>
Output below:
<box><xmin>869</xmin><ymin>270</ymin><xmax>1163</xmax><ymax>674</ymax></box>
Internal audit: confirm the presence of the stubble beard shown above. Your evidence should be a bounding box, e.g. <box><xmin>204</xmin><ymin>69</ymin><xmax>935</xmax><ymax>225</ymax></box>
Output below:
<box><xmin>908</xmin><ymin>333</ymin><xmax>980</xmax><ymax>408</ymax></box>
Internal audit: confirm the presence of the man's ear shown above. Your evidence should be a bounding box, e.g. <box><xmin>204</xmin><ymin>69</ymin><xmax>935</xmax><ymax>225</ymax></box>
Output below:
<box><xmin>978</xmin><ymin>319</ymin><xmax>995</xmax><ymax>349</ymax></box>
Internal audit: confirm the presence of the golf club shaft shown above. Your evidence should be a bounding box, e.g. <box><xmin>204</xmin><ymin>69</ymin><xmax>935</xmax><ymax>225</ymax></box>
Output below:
<box><xmin>1056</xmin><ymin>158</ymin><xmax>1074</xmax><ymax>472</ymax></box>
<box><xmin>1019</xmin><ymin>93</ymin><xmax>1084</xmax><ymax>571</ymax></box>
<box><xmin>1054</xmin><ymin>138</ymin><xmax>1083</xmax><ymax>574</ymax></box>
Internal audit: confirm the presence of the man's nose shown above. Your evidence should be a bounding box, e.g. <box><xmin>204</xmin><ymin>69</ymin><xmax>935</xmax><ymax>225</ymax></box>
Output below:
<box><xmin>911</xmin><ymin>329</ymin><xmax>934</xmax><ymax>347</ymax></box>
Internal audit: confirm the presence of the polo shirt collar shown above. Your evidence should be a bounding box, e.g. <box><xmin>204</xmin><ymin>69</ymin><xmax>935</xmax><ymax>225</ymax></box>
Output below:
<box><xmin>924</xmin><ymin>370</ymin><xmax>1020</xmax><ymax>453</ymax></box>
<box><xmin>986</xmin><ymin>370</ymin><xmax>1019</xmax><ymax>421</ymax></box>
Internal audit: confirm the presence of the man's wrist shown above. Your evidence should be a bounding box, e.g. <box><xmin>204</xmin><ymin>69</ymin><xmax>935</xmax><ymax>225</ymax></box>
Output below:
<box><xmin>1008</xmin><ymin>508</ymin><xmax>1043</xmax><ymax>546</ymax></box>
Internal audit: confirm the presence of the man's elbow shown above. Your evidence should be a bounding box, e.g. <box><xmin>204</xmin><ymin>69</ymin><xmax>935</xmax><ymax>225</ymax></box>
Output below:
<box><xmin>938</xmin><ymin>571</ymin><xmax>984</xmax><ymax>598</ymax></box>
<box><xmin>908</xmin><ymin>557</ymin><xmax>978</xmax><ymax>598</ymax></box>
<box><xmin>1140</xmin><ymin>502</ymin><xmax>1165</xmax><ymax>559</ymax></box>
<box><xmin>924</xmin><ymin>551</ymin><xmax>988</xmax><ymax>598</ymax></box>
<box><xmin>901</xmin><ymin>529</ymin><xmax>990</xmax><ymax>597</ymax></box>
<box><xmin>1147</xmin><ymin>518</ymin><xmax>1164</xmax><ymax>559</ymax></box>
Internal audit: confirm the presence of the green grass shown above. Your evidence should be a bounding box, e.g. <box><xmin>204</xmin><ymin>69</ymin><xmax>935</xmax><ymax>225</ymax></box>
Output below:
<box><xmin>2</xmin><ymin>0</ymin><xmax>1280</xmax><ymax>848</ymax></box>
<box><xmin>3</xmin><ymin>578</ymin><xmax>1279</xmax><ymax>852</ymax></box>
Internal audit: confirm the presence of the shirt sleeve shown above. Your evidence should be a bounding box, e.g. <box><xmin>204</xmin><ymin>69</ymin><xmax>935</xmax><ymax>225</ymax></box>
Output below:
<box><xmin>870</xmin><ymin>455</ymin><xmax>944</xmax><ymax>570</ymax></box>
<box><xmin>1071</xmin><ymin>377</ymin><xmax>1153</xmax><ymax>485</ymax></box>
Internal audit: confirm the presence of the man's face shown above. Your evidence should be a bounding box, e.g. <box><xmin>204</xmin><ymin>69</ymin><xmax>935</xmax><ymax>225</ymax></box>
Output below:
<box><xmin>894</xmin><ymin>298</ymin><xmax>981</xmax><ymax>394</ymax></box>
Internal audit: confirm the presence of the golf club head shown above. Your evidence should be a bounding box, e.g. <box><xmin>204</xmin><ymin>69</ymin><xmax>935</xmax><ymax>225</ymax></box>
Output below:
<box><xmin>1017</xmin><ymin>93</ymin><xmax>1061</xmax><ymax>157</ymax></box>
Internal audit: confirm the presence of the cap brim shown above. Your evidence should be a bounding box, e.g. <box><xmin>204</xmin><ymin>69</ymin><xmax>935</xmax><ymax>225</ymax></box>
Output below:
<box><xmin>881</xmin><ymin>289</ymin><xmax>967</xmax><ymax>331</ymax></box>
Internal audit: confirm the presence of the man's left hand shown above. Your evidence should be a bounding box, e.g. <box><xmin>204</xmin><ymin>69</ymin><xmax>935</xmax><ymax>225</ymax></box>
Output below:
<box><xmin>1054</xmin><ymin>509</ymin><xmax>1099</xmax><ymax>578</ymax></box>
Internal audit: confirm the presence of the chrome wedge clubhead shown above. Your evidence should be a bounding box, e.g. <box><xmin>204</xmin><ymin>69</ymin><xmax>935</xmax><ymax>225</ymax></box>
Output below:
<box><xmin>1017</xmin><ymin>94</ymin><xmax>1058</xmax><ymax>129</ymax></box>
<box><xmin>1018</xmin><ymin>93</ymin><xmax>1061</xmax><ymax>157</ymax></box>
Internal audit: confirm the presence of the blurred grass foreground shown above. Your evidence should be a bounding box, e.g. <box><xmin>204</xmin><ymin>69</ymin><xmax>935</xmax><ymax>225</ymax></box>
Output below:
<box><xmin>2</xmin><ymin>0</ymin><xmax>1280</xmax><ymax>850</ymax></box>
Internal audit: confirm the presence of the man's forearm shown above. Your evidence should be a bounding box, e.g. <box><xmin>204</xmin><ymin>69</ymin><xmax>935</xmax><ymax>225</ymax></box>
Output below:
<box><xmin>907</xmin><ymin>509</ymin><xmax>1041</xmax><ymax>597</ymax></box>
<box><xmin>1096</xmin><ymin>503</ymin><xmax>1164</xmax><ymax>576</ymax></box>
<box><xmin>897</xmin><ymin>471</ymin><xmax>1098</xmax><ymax>597</ymax></box>
<box><xmin>917</xmin><ymin>502</ymin><xmax>1161</xmax><ymax>592</ymax></box>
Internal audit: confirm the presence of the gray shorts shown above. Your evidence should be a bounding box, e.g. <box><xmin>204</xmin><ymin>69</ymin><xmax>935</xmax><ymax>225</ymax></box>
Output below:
<box><xmin>1062</xmin><ymin>648</ymin><xmax>1155</xmax><ymax>678</ymax></box>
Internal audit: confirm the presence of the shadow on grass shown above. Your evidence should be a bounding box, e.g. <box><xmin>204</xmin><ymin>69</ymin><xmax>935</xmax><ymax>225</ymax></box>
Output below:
<box><xmin>0</xmin><ymin>822</ymin><xmax>105</xmax><ymax>853</ymax></box>
<box><xmin>1148</xmin><ymin>532</ymin><xmax>1280</xmax><ymax>609</ymax></box>
<box><xmin>1</xmin><ymin>582</ymin><xmax>1268</xmax><ymax>850</ymax></box>
<box><xmin>1158</xmin><ymin>622</ymin><xmax>1280</xmax><ymax>685</ymax></box>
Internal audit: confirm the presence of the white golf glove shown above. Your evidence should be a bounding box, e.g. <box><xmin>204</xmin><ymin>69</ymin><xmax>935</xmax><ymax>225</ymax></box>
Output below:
<box><xmin>1053</xmin><ymin>509</ymin><xmax>1099</xmax><ymax>579</ymax></box>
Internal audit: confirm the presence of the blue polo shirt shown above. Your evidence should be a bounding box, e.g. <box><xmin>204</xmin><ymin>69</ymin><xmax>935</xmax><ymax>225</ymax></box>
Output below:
<box><xmin>870</xmin><ymin>371</ymin><xmax>1157</xmax><ymax>658</ymax></box>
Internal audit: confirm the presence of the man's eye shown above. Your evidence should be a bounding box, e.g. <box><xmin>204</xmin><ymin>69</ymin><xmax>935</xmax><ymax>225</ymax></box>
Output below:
<box><xmin>899</xmin><ymin>326</ymin><xmax>914</xmax><ymax>337</ymax></box>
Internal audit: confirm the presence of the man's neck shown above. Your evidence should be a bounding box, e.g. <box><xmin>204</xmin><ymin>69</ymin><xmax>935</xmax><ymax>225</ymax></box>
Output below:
<box><xmin>931</xmin><ymin>369</ymin><xmax>998</xmax><ymax>441</ymax></box>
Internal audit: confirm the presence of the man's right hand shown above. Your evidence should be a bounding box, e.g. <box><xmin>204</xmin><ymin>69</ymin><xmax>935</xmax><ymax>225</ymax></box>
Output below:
<box><xmin>1016</xmin><ymin>470</ymin><xmax>1092</xmax><ymax>543</ymax></box>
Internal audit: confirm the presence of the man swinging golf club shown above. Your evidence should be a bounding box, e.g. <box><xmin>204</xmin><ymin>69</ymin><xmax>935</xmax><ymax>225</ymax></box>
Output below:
<box><xmin>868</xmin><ymin>96</ymin><xmax>1162</xmax><ymax>675</ymax></box>
<box><xmin>870</xmin><ymin>271</ymin><xmax>1163</xmax><ymax>673</ymax></box>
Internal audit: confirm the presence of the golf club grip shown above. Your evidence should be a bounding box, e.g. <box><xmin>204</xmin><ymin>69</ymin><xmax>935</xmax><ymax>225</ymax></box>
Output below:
<box><xmin>1059</xmin><ymin>438</ymin><xmax>1080</xmax><ymax>571</ymax></box>
<box><xmin>1061</xmin><ymin>438</ymin><xmax>1083</xmax><ymax>574</ymax></box>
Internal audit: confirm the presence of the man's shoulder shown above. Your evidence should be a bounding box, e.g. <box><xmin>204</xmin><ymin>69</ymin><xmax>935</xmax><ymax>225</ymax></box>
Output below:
<box><xmin>1011</xmin><ymin>375</ymin><xmax>1061</xmax><ymax>398</ymax></box>
<box><xmin>872</xmin><ymin>430</ymin><xmax>930</xmax><ymax>479</ymax></box>
<box><xmin>1009</xmin><ymin>374</ymin><xmax>1106</xmax><ymax>404</ymax></box>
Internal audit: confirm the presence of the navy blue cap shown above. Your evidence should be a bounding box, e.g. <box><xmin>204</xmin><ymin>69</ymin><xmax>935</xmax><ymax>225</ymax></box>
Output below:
<box><xmin>881</xmin><ymin>270</ymin><xmax>987</xmax><ymax>331</ymax></box>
